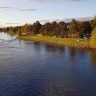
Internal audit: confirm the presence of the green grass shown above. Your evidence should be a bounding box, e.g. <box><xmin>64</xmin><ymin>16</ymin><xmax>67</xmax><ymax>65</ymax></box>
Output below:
<box><xmin>17</xmin><ymin>35</ymin><xmax>90</xmax><ymax>48</ymax></box>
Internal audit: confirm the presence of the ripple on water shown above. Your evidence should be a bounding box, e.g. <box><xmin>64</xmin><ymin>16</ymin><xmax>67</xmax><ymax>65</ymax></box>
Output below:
<box><xmin>0</xmin><ymin>32</ymin><xmax>96</xmax><ymax>96</ymax></box>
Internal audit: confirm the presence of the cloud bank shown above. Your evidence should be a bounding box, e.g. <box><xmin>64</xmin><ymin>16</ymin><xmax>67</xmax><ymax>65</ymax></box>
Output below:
<box><xmin>1</xmin><ymin>16</ymin><xmax>94</xmax><ymax>28</ymax></box>
<box><xmin>6</xmin><ymin>23</ymin><xmax>20</xmax><ymax>24</ymax></box>
<box><xmin>0</xmin><ymin>0</ymin><xmax>86</xmax><ymax>3</ymax></box>
<box><xmin>0</xmin><ymin>7</ymin><xmax>36</xmax><ymax>12</ymax></box>
<box><xmin>40</xmin><ymin>16</ymin><xmax>94</xmax><ymax>24</ymax></box>
<box><xmin>23</xmin><ymin>0</ymin><xmax>85</xmax><ymax>2</ymax></box>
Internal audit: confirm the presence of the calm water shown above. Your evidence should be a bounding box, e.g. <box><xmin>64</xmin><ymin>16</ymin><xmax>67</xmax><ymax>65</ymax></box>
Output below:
<box><xmin>0</xmin><ymin>32</ymin><xmax>96</xmax><ymax>96</ymax></box>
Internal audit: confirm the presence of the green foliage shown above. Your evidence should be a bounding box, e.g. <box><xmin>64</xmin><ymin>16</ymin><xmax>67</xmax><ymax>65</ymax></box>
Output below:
<box><xmin>32</xmin><ymin>21</ymin><xmax>41</xmax><ymax>34</ymax></box>
<box><xmin>57</xmin><ymin>22</ymin><xmax>67</xmax><ymax>37</ymax></box>
<box><xmin>1</xmin><ymin>26</ymin><xmax>21</xmax><ymax>35</ymax></box>
<box><xmin>8</xmin><ymin>27</ymin><xmax>15</xmax><ymax>36</ymax></box>
<box><xmin>90</xmin><ymin>16</ymin><xmax>96</xmax><ymax>29</ymax></box>
<box><xmin>90</xmin><ymin>27</ymin><xmax>96</xmax><ymax>48</ymax></box>
<box><xmin>17</xmin><ymin>28</ymin><xmax>21</xmax><ymax>36</ymax></box>
<box><xmin>78</xmin><ymin>21</ymin><xmax>92</xmax><ymax>35</ymax></box>
<box><xmin>21</xmin><ymin>21</ymin><xmax>41</xmax><ymax>35</ymax></box>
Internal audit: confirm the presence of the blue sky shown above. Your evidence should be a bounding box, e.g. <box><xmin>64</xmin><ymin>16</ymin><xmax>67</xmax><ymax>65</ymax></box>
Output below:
<box><xmin>0</xmin><ymin>0</ymin><xmax>96</xmax><ymax>27</ymax></box>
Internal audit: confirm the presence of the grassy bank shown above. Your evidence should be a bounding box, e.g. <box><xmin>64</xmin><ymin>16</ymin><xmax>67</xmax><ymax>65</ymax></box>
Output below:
<box><xmin>17</xmin><ymin>35</ymin><xmax>90</xmax><ymax>48</ymax></box>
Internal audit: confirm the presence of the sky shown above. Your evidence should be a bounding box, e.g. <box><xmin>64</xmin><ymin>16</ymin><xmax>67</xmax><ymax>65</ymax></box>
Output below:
<box><xmin>0</xmin><ymin>0</ymin><xmax>96</xmax><ymax>27</ymax></box>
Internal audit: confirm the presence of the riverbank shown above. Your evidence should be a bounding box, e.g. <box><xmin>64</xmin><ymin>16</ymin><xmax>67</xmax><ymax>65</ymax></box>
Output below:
<box><xmin>17</xmin><ymin>35</ymin><xmax>91</xmax><ymax>49</ymax></box>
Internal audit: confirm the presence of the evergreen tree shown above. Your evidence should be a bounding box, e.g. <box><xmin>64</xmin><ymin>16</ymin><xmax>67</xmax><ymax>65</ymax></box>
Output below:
<box><xmin>78</xmin><ymin>21</ymin><xmax>92</xmax><ymax>37</ymax></box>
<box><xmin>32</xmin><ymin>21</ymin><xmax>41</xmax><ymax>34</ymax></box>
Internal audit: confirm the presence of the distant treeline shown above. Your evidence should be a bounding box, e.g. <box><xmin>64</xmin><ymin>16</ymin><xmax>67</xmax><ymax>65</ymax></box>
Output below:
<box><xmin>1</xmin><ymin>16</ymin><xmax>96</xmax><ymax>38</ymax></box>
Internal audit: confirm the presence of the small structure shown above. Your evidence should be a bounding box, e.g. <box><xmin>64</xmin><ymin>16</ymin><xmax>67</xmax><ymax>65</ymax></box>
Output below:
<box><xmin>77</xmin><ymin>39</ymin><xmax>83</xmax><ymax>41</ymax></box>
<box><xmin>22</xmin><ymin>33</ymin><xmax>26</xmax><ymax>35</ymax></box>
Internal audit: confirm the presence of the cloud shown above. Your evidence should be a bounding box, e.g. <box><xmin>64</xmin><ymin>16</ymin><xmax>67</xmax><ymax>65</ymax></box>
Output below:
<box><xmin>0</xmin><ymin>7</ymin><xmax>18</xmax><ymax>12</ymax></box>
<box><xmin>0</xmin><ymin>22</ymin><xmax>4</xmax><ymax>23</ymax></box>
<box><xmin>0</xmin><ymin>6</ymin><xmax>36</xmax><ymax>12</ymax></box>
<box><xmin>0</xmin><ymin>0</ymin><xmax>86</xmax><ymax>3</ymax></box>
<box><xmin>0</xmin><ymin>7</ymin><xmax>17</xmax><ymax>9</ymax></box>
<box><xmin>6</xmin><ymin>23</ymin><xmax>20</xmax><ymax>24</ymax></box>
<box><xmin>17</xmin><ymin>9</ymin><xmax>36</xmax><ymax>11</ymax></box>
<box><xmin>39</xmin><ymin>16</ymin><xmax>94</xmax><ymax>24</ymax></box>
<box><xmin>23</xmin><ymin>0</ymin><xmax>85</xmax><ymax>2</ymax></box>
<box><xmin>0</xmin><ymin>22</ymin><xmax>21</xmax><ymax>28</ymax></box>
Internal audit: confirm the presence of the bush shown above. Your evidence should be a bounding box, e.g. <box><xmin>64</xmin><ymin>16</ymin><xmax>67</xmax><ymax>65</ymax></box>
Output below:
<box><xmin>90</xmin><ymin>27</ymin><xmax>96</xmax><ymax>48</ymax></box>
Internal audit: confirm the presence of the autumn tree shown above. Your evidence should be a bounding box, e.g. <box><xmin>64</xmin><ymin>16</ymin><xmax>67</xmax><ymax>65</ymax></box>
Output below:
<box><xmin>21</xmin><ymin>24</ymin><xmax>31</xmax><ymax>35</ymax></box>
<box><xmin>90</xmin><ymin>27</ymin><xmax>96</xmax><ymax>48</ymax></box>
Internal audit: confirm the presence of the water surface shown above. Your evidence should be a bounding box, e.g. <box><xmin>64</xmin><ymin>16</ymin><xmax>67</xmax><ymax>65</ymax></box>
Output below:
<box><xmin>0</xmin><ymin>32</ymin><xmax>96</xmax><ymax>96</ymax></box>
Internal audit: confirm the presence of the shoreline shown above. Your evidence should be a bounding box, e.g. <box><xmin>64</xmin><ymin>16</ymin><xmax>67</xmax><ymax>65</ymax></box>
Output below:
<box><xmin>17</xmin><ymin>35</ymin><xmax>93</xmax><ymax>50</ymax></box>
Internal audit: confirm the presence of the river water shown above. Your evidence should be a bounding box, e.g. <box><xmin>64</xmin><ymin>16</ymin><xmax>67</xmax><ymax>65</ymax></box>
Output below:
<box><xmin>0</xmin><ymin>32</ymin><xmax>96</xmax><ymax>96</ymax></box>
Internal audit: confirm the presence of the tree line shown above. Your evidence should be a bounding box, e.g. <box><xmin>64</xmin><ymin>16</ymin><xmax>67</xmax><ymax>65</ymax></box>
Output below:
<box><xmin>1</xmin><ymin>16</ymin><xmax>96</xmax><ymax>38</ymax></box>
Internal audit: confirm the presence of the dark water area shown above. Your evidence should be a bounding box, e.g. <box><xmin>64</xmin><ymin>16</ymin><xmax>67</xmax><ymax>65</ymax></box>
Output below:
<box><xmin>0</xmin><ymin>32</ymin><xmax>96</xmax><ymax>96</ymax></box>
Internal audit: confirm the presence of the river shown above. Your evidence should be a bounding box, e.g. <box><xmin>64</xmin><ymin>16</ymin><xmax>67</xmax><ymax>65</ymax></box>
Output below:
<box><xmin>0</xmin><ymin>32</ymin><xmax>96</xmax><ymax>96</ymax></box>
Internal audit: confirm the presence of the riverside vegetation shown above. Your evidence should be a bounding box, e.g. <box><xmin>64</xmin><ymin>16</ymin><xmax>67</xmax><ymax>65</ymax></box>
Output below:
<box><xmin>1</xmin><ymin>16</ymin><xmax>96</xmax><ymax>49</ymax></box>
<box><xmin>17</xmin><ymin>35</ymin><xmax>90</xmax><ymax>48</ymax></box>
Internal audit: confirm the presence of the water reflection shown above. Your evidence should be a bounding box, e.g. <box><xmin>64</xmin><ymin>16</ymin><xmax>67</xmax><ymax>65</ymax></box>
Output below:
<box><xmin>45</xmin><ymin>43</ymin><xmax>65</xmax><ymax>53</ymax></box>
<box><xmin>0</xmin><ymin>32</ymin><xmax>16</xmax><ymax>40</ymax></box>
<box><xmin>90</xmin><ymin>51</ymin><xmax>96</xmax><ymax>68</ymax></box>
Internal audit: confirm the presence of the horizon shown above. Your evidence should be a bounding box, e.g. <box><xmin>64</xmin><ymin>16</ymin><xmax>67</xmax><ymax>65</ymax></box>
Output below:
<box><xmin>0</xmin><ymin>0</ymin><xmax>96</xmax><ymax>27</ymax></box>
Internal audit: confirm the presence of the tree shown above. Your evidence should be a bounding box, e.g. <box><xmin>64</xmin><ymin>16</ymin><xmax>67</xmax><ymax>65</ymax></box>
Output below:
<box><xmin>90</xmin><ymin>27</ymin><xmax>96</xmax><ymax>48</ymax></box>
<box><xmin>51</xmin><ymin>22</ymin><xmax>57</xmax><ymax>36</ymax></box>
<box><xmin>57</xmin><ymin>21</ymin><xmax>67</xmax><ymax>37</ymax></box>
<box><xmin>17</xmin><ymin>28</ymin><xmax>21</xmax><ymax>36</ymax></box>
<box><xmin>32</xmin><ymin>21</ymin><xmax>41</xmax><ymax>34</ymax></box>
<box><xmin>21</xmin><ymin>24</ymin><xmax>31</xmax><ymax>35</ymax></box>
<box><xmin>90</xmin><ymin>16</ymin><xmax>96</xmax><ymax>29</ymax></box>
<box><xmin>41</xmin><ymin>22</ymin><xmax>52</xmax><ymax>36</ymax></box>
<box><xmin>78</xmin><ymin>21</ymin><xmax>92</xmax><ymax>37</ymax></box>
<box><xmin>8</xmin><ymin>27</ymin><xmax>15</xmax><ymax>36</ymax></box>
<box><xmin>68</xmin><ymin>19</ymin><xmax>79</xmax><ymax>38</ymax></box>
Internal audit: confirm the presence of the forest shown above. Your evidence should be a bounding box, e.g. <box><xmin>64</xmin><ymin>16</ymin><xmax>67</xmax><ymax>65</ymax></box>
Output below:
<box><xmin>1</xmin><ymin>17</ymin><xmax>96</xmax><ymax>39</ymax></box>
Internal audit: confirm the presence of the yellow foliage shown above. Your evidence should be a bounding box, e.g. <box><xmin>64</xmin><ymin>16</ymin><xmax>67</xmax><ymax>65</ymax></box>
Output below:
<box><xmin>90</xmin><ymin>27</ymin><xmax>96</xmax><ymax>48</ymax></box>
